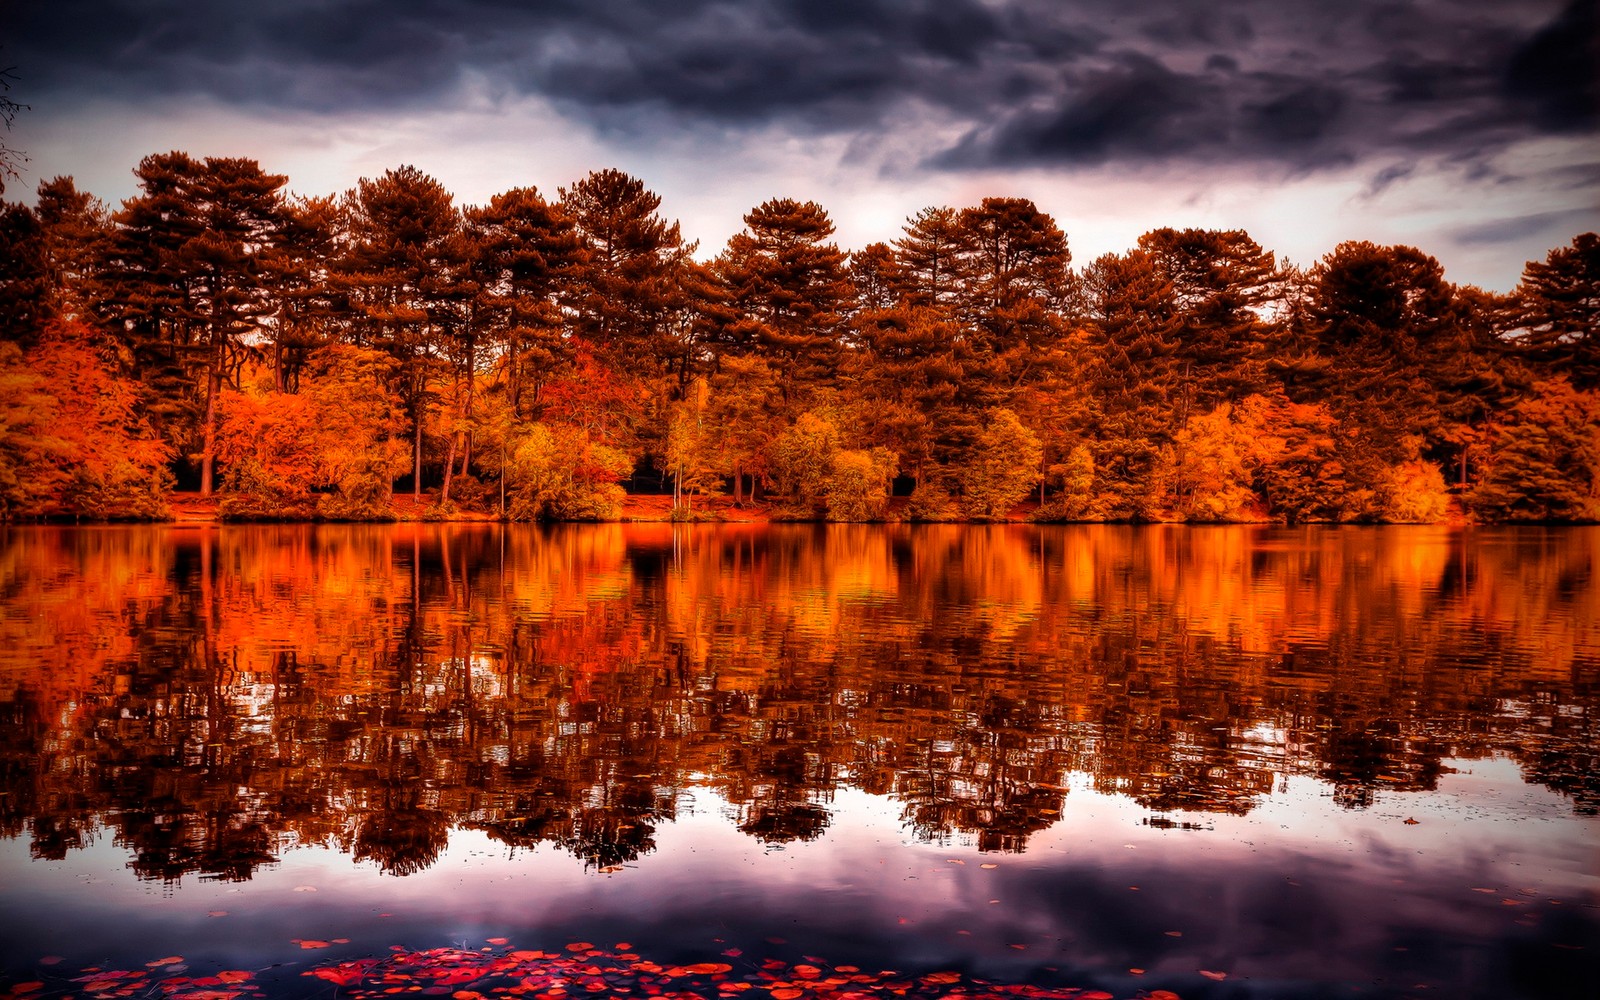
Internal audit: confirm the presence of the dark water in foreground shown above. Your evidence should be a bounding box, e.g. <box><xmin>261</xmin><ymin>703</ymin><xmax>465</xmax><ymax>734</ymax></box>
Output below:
<box><xmin>0</xmin><ymin>523</ymin><xmax>1596</xmax><ymax>1000</ymax></box>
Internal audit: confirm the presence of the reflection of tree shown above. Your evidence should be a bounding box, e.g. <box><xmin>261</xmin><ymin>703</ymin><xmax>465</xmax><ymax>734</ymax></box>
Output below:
<box><xmin>893</xmin><ymin>690</ymin><xmax>1068</xmax><ymax>852</ymax></box>
<box><xmin>0</xmin><ymin>522</ymin><xmax>1595</xmax><ymax>881</ymax></box>
<box><xmin>738</xmin><ymin>802</ymin><xmax>831</xmax><ymax>844</ymax></box>
<box><xmin>353</xmin><ymin>805</ymin><xmax>449</xmax><ymax>877</ymax></box>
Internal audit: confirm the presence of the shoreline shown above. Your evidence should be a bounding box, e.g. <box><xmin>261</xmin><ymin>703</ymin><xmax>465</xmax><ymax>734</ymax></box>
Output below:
<box><xmin>10</xmin><ymin>493</ymin><xmax>1543</xmax><ymax>526</ymax></box>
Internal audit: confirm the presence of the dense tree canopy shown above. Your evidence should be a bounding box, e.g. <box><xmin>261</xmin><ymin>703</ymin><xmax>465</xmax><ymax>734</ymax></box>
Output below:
<box><xmin>0</xmin><ymin>152</ymin><xmax>1594</xmax><ymax>522</ymax></box>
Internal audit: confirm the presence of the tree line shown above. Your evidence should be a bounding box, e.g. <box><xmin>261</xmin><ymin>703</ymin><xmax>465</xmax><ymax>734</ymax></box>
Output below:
<box><xmin>1</xmin><ymin>154</ymin><xmax>1596</xmax><ymax>522</ymax></box>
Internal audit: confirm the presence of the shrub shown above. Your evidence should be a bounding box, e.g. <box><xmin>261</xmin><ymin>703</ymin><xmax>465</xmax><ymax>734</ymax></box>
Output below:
<box><xmin>956</xmin><ymin>409</ymin><xmax>1043</xmax><ymax>519</ymax></box>
<box><xmin>824</xmin><ymin>447</ymin><xmax>896</xmax><ymax>521</ymax></box>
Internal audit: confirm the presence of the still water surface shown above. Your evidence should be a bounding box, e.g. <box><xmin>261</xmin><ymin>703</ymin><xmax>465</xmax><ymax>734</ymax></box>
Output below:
<box><xmin>1</xmin><ymin>523</ymin><xmax>1596</xmax><ymax>999</ymax></box>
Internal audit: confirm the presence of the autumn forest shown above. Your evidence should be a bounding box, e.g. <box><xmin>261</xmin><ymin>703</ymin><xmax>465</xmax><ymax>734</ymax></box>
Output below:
<box><xmin>2</xmin><ymin>154</ymin><xmax>1597</xmax><ymax>524</ymax></box>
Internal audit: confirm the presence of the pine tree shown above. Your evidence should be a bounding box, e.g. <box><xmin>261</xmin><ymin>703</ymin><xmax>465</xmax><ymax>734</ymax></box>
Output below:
<box><xmin>1080</xmin><ymin>248</ymin><xmax>1184</xmax><ymax>516</ymax></box>
<box><xmin>1472</xmin><ymin>378</ymin><xmax>1600</xmax><ymax>521</ymax></box>
<box><xmin>340</xmin><ymin>165</ymin><xmax>464</xmax><ymax>498</ymax></box>
<box><xmin>559</xmin><ymin>169</ymin><xmax>684</xmax><ymax>372</ymax></box>
<box><xmin>464</xmin><ymin>187</ymin><xmax>585</xmax><ymax>415</ymax></box>
<box><xmin>1136</xmin><ymin>227</ymin><xmax>1278</xmax><ymax>403</ymax></box>
<box><xmin>261</xmin><ymin>194</ymin><xmax>340</xmax><ymax>392</ymax></box>
<box><xmin>716</xmin><ymin>198</ymin><xmax>854</xmax><ymax>399</ymax></box>
<box><xmin>892</xmin><ymin>206</ymin><xmax>968</xmax><ymax>308</ymax></box>
<box><xmin>1514</xmin><ymin>232</ymin><xmax>1599</xmax><ymax>389</ymax></box>
<box><xmin>33</xmin><ymin>176</ymin><xmax>112</xmax><ymax>324</ymax></box>
<box><xmin>95</xmin><ymin>153</ymin><xmax>287</xmax><ymax>495</ymax></box>
<box><xmin>954</xmin><ymin>197</ymin><xmax>1070</xmax><ymax>392</ymax></box>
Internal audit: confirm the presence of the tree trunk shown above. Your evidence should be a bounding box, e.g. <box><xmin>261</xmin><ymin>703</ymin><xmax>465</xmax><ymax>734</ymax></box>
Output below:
<box><xmin>442</xmin><ymin>431</ymin><xmax>458</xmax><ymax>503</ymax></box>
<box><xmin>199</xmin><ymin>361</ymin><xmax>222</xmax><ymax>497</ymax></box>
<box><xmin>413</xmin><ymin>397</ymin><xmax>424</xmax><ymax>501</ymax></box>
<box><xmin>462</xmin><ymin>326</ymin><xmax>476</xmax><ymax>477</ymax></box>
<box><xmin>273</xmin><ymin>328</ymin><xmax>284</xmax><ymax>394</ymax></box>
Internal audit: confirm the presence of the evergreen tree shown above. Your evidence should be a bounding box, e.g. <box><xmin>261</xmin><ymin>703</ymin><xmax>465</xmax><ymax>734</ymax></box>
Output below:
<box><xmin>846</xmin><ymin>302</ymin><xmax>966</xmax><ymax>485</ymax></box>
<box><xmin>1136</xmin><ymin>227</ymin><xmax>1278</xmax><ymax>402</ymax></box>
<box><xmin>1514</xmin><ymin>232</ymin><xmax>1600</xmax><ymax>389</ymax></box>
<box><xmin>28</xmin><ymin>176</ymin><xmax>112</xmax><ymax>325</ymax></box>
<box><xmin>1080</xmin><ymin>248</ymin><xmax>1184</xmax><ymax>517</ymax></box>
<box><xmin>96</xmin><ymin>153</ymin><xmax>287</xmax><ymax>495</ymax></box>
<box><xmin>717</xmin><ymin>197</ymin><xmax>853</xmax><ymax>399</ymax></box>
<box><xmin>559</xmin><ymin>168</ymin><xmax>684</xmax><ymax>373</ymax></box>
<box><xmin>1472</xmin><ymin>378</ymin><xmax>1600</xmax><ymax>521</ymax></box>
<box><xmin>954</xmin><ymin>197</ymin><xmax>1070</xmax><ymax>391</ymax></box>
<box><xmin>464</xmin><ymin>186</ymin><xmax>585</xmax><ymax>415</ymax></box>
<box><xmin>340</xmin><ymin>164</ymin><xmax>464</xmax><ymax>498</ymax></box>
<box><xmin>0</xmin><ymin>200</ymin><xmax>46</xmax><ymax>341</ymax></box>
<box><xmin>261</xmin><ymin>194</ymin><xmax>340</xmax><ymax>392</ymax></box>
<box><xmin>893</xmin><ymin>206</ymin><xmax>968</xmax><ymax>308</ymax></box>
<box><xmin>1300</xmin><ymin>241</ymin><xmax>1494</xmax><ymax>497</ymax></box>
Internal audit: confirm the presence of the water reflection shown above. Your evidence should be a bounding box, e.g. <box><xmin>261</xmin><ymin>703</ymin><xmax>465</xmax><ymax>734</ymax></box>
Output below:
<box><xmin>0</xmin><ymin>523</ymin><xmax>1595</xmax><ymax>883</ymax></box>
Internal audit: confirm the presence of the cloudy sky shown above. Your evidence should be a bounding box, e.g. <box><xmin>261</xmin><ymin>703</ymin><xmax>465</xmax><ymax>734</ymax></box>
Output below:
<box><xmin>4</xmin><ymin>0</ymin><xmax>1596</xmax><ymax>290</ymax></box>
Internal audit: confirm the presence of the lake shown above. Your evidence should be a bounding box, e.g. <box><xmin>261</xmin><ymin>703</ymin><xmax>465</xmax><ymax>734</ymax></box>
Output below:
<box><xmin>1</xmin><ymin>523</ymin><xmax>1596</xmax><ymax>1000</ymax></box>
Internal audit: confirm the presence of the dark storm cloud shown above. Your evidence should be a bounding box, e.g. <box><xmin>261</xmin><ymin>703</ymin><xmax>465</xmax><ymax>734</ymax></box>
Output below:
<box><xmin>8</xmin><ymin>0</ymin><xmax>1596</xmax><ymax>175</ymax></box>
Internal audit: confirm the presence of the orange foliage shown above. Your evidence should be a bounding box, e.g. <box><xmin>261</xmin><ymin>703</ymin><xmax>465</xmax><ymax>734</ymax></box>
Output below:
<box><xmin>0</xmin><ymin>319</ymin><xmax>170</xmax><ymax>519</ymax></box>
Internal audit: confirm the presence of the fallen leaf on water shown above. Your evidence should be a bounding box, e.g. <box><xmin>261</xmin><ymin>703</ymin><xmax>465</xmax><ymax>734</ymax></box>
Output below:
<box><xmin>1165</xmin><ymin>931</ymin><xmax>1183</xmax><ymax>937</ymax></box>
<box><xmin>1200</xmin><ymin>970</ymin><xmax>1228</xmax><ymax>981</ymax></box>
<box><xmin>206</xmin><ymin>911</ymin><xmax>229</xmax><ymax>918</ymax></box>
<box><xmin>770</xmin><ymin>990</ymin><xmax>804</xmax><ymax>1000</ymax></box>
<box><xmin>216</xmin><ymin>971</ymin><xmax>253</xmax><ymax>984</ymax></box>
<box><xmin>684</xmin><ymin>964</ymin><xmax>733</xmax><ymax>976</ymax></box>
<box><xmin>721</xmin><ymin>949</ymin><xmax>743</xmax><ymax>958</ymax></box>
<box><xmin>298</xmin><ymin>940</ymin><xmax>332</xmax><ymax>950</ymax></box>
<box><xmin>486</xmin><ymin>938</ymin><xmax>509</xmax><ymax>946</ymax></box>
<box><xmin>1403</xmin><ymin>817</ymin><xmax>1419</xmax><ymax>825</ymax></box>
<box><xmin>146</xmin><ymin>957</ymin><xmax>184</xmax><ymax>967</ymax></box>
<box><xmin>452</xmin><ymin>993</ymin><xmax>485</xmax><ymax>1000</ymax></box>
<box><xmin>1148</xmin><ymin>991</ymin><xmax>1182</xmax><ymax>1000</ymax></box>
<box><xmin>1128</xmin><ymin>968</ymin><xmax>1145</xmax><ymax>975</ymax></box>
<box><xmin>946</xmin><ymin>859</ymin><xmax>965</xmax><ymax>865</ymax></box>
<box><xmin>9</xmin><ymin>983</ymin><xmax>43</xmax><ymax>995</ymax></box>
<box><xmin>566</xmin><ymin>943</ymin><xmax>594</xmax><ymax>952</ymax></box>
<box><xmin>979</xmin><ymin>864</ymin><xmax>997</xmax><ymax>870</ymax></box>
<box><xmin>1008</xmin><ymin>944</ymin><xmax>1026</xmax><ymax>951</ymax></box>
<box><xmin>293</xmin><ymin>885</ymin><xmax>317</xmax><ymax>893</ymax></box>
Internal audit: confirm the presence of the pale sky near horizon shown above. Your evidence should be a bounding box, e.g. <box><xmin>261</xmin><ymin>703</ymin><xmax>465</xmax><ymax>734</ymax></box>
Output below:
<box><xmin>5</xmin><ymin>0</ymin><xmax>1597</xmax><ymax>292</ymax></box>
